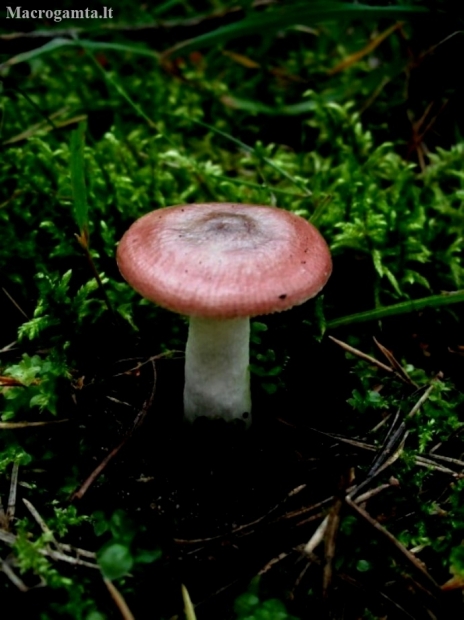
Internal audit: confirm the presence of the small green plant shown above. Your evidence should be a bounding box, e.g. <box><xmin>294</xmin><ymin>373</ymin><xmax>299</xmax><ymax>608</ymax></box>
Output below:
<box><xmin>94</xmin><ymin>509</ymin><xmax>161</xmax><ymax>581</ymax></box>
<box><xmin>234</xmin><ymin>583</ymin><xmax>299</xmax><ymax>620</ymax></box>
<box><xmin>1</xmin><ymin>353</ymin><xmax>68</xmax><ymax>420</ymax></box>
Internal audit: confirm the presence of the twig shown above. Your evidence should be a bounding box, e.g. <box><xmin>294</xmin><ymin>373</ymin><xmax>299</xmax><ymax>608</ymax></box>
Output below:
<box><xmin>71</xmin><ymin>361</ymin><xmax>157</xmax><ymax>501</ymax></box>
<box><xmin>282</xmin><ymin>501</ymin><xmax>331</xmax><ymax>522</ymax></box>
<box><xmin>373</xmin><ymin>337</ymin><xmax>418</xmax><ymax>387</ymax></box>
<box><xmin>331</xmin><ymin>334</ymin><xmax>419</xmax><ymax>387</ymax></box>
<box><xmin>6</xmin><ymin>461</ymin><xmax>19</xmax><ymax>523</ymax></box>
<box><xmin>43</xmin><ymin>548</ymin><xmax>98</xmax><ymax>569</ymax></box>
<box><xmin>323</xmin><ymin>491</ymin><xmax>344</xmax><ymax>603</ymax></box>
<box><xmin>414</xmin><ymin>456</ymin><xmax>460</xmax><ymax>476</ymax></box>
<box><xmin>71</xmin><ymin>441</ymin><xmax>128</xmax><ymax>502</ymax></box>
<box><xmin>112</xmin><ymin>350</ymin><xmax>183</xmax><ymax>377</ymax></box>
<box><xmin>345</xmin><ymin>495</ymin><xmax>440</xmax><ymax>594</ymax></box>
<box><xmin>355</xmin><ymin>481</ymin><xmax>398</xmax><ymax>504</ymax></box>
<box><xmin>175</xmin><ymin>484</ymin><xmax>310</xmax><ymax>545</ymax></box>
<box><xmin>0</xmin><ymin>526</ymin><xmax>97</xmax><ymax>568</ymax></box>
<box><xmin>0</xmin><ymin>530</ymin><xmax>16</xmax><ymax>545</ymax></box>
<box><xmin>290</xmin><ymin>561</ymin><xmax>311</xmax><ymax>599</ymax></box>
<box><xmin>329</xmin><ymin>336</ymin><xmax>398</xmax><ymax>376</ymax></box>
<box><xmin>304</xmin><ymin>516</ymin><xmax>328</xmax><ymax>555</ymax></box>
<box><xmin>295</xmin><ymin>511</ymin><xmax>327</xmax><ymax>528</ymax></box>
<box><xmin>57</xmin><ymin>543</ymin><xmax>96</xmax><ymax>559</ymax></box>
<box><xmin>406</xmin><ymin>383</ymin><xmax>436</xmax><ymax>418</ymax></box>
<box><xmin>303</xmin><ymin>480</ymin><xmax>396</xmax><ymax>557</ymax></box>
<box><xmin>0</xmin><ymin>341</ymin><xmax>17</xmax><ymax>353</ymax></box>
<box><xmin>0</xmin><ymin>494</ymin><xmax>6</xmax><ymax>529</ymax></box>
<box><xmin>259</xmin><ymin>551</ymin><xmax>292</xmax><ymax>575</ymax></box>
<box><xmin>1</xmin><ymin>557</ymin><xmax>29</xmax><ymax>591</ymax></box>
<box><xmin>427</xmin><ymin>453</ymin><xmax>464</xmax><ymax>469</ymax></box>
<box><xmin>104</xmin><ymin>578</ymin><xmax>136</xmax><ymax>620</ymax></box>
<box><xmin>0</xmin><ymin>419</ymin><xmax>69</xmax><ymax>429</ymax></box>
<box><xmin>22</xmin><ymin>498</ymin><xmax>63</xmax><ymax>552</ymax></box>
<box><xmin>306</xmin><ymin>429</ymin><xmax>377</xmax><ymax>453</ymax></box>
<box><xmin>359</xmin><ymin>380</ymin><xmax>437</xmax><ymax>491</ymax></box>
<box><xmin>2</xmin><ymin>287</ymin><xmax>29</xmax><ymax>319</ymax></box>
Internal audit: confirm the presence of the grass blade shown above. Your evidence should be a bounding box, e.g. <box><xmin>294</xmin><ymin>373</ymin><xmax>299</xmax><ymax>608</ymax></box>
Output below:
<box><xmin>181</xmin><ymin>584</ymin><xmax>197</xmax><ymax>620</ymax></box>
<box><xmin>327</xmin><ymin>291</ymin><xmax>464</xmax><ymax>329</ymax></box>
<box><xmin>162</xmin><ymin>2</ymin><xmax>428</xmax><ymax>58</ymax></box>
<box><xmin>70</xmin><ymin>122</ymin><xmax>89</xmax><ymax>247</ymax></box>
<box><xmin>0</xmin><ymin>38</ymin><xmax>157</xmax><ymax>71</ymax></box>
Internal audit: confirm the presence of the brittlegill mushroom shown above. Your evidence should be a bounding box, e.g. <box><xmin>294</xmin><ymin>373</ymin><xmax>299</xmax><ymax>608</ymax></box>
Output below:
<box><xmin>117</xmin><ymin>203</ymin><xmax>332</xmax><ymax>426</ymax></box>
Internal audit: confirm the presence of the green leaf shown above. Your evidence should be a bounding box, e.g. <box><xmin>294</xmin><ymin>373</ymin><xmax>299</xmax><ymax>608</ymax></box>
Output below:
<box><xmin>97</xmin><ymin>543</ymin><xmax>133</xmax><ymax>580</ymax></box>
<box><xmin>134</xmin><ymin>548</ymin><xmax>162</xmax><ymax>564</ymax></box>
<box><xmin>109</xmin><ymin>509</ymin><xmax>136</xmax><ymax>544</ymax></box>
<box><xmin>93</xmin><ymin>511</ymin><xmax>109</xmax><ymax>537</ymax></box>
<box><xmin>356</xmin><ymin>559</ymin><xmax>372</xmax><ymax>572</ymax></box>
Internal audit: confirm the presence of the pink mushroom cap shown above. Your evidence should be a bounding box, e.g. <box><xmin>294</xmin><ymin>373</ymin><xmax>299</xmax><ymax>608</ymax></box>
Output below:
<box><xmin>117</xmin><ymin>203</ymin><xmax>332</xmax><ymax>319</ymax></box>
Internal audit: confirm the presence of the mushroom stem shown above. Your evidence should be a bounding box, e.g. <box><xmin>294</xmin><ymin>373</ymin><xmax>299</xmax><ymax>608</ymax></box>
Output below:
<box><xmin>184</xmin><ymin>316</ymin><xmax>251</xmax><ymax>425</ymax></box>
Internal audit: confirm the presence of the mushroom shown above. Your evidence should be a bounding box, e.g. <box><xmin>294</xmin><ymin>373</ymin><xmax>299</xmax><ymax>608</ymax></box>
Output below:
<box><xmin>117</xmin><ymin>203</ymin><xmax>332</xmax><ymax>425</ymax></box>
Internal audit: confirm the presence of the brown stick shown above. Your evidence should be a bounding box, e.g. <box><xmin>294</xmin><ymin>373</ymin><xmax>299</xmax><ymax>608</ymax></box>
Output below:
<box><xmin>70</xmin><ymin>361</ymin><xmax>156</xmax><ymax>501</ymax></box>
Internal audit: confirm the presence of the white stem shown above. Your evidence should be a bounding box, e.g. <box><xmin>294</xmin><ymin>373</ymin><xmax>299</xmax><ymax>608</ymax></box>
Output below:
<box><xmin>184</xmin><ymin>316</ymin><xmax>251</xmax><ymax>425</ymax></box>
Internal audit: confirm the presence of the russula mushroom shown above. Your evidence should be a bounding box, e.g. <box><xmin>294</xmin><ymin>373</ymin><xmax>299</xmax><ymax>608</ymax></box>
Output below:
<box><xmin>117</xmin><ymin>203</ymin><xmax>332</xmax><ymax>425</ymax></box>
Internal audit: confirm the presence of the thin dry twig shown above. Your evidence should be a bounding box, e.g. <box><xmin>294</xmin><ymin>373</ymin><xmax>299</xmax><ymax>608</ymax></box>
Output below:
<box><xmin>329</xmin><ymin>335</ymin><xmax>398</xmax><ymax>376</ymax></box>
<box><xmin>2</xmin><ymin>287</ymin><xmax>29</xmax><ymax>320</ymax></box>
<box><xmin>298</xmin><ymin>546</ymin><xmax>420</xmax><ymax>619</ymax></box>
<box><xmin>44</xmin><ymin>548</ymin><xmax>99</xmax><ymax>569</ymax></box>
<box><xmin>112</xmin><ymin>350</ymin><xmax>182</xmax><ymax>377</ymax></box>
<box><xmin>303</xmin><ymin>480</ymin><xmax>396</xmax><ymax>558</ymax></box>
<box><xmin>290</xmin><ymin>561</ymin><xmax>311</xmax><ymax>600</ymax></box>
<box><xmin>307</xmin><ymin>429</ymin><xmax>377</xmax><ymax>453</ymax></box>
<box><xmin>0</xmin><ymin>498</ymin><xmax>6</xmax><ymax>530</ymax></box>
<box><xmin>259</xmin><ymin>550</ymin><xmax>292</xmax><ymax>575</ymax></box>
<box><xmin>345</xmin><ymin>495</ymin><xmax>440</xmax><ymax>594</ymax></box>
<box><xmin>175</xmin><ymin>484</ymin><xmax>310</xmax><ymax>545</ymax></box>
<box><xmin>0</xmin><ymin>419</ymin><xmax>69</xmax><ymax>429</ymax></box>
<box><xmin>330</xmin><ymin>335</ymin><xmax>423</xmax><ymax>387</ymax></box>
<box><xmin>22</xmin><ymin>498</ymin><xmax>64</xmax><ymax>552</ymax></box>
<box><xmin>367</xmin><ymin>413</ymin><xmax>393</xmax><ymax>435</ymax></box>
<box><xmin>373</xmin><ymin>337</ymin><xmax>418</xmax><ymax>387</ymax></box>
<box><xmin>71</xmin><ymin>361</ymin><xmax>157</xmax><ymax>501</ymax></box>
<box><xmin>406</xmin><ymin>382</ymin><xmax>436</xmax><ymax>419</ymax></box>
<box><xmin>282</xmin><ymin>501</ymin><xmax>331</xmax><ymax>523</ymax></box>
<box><xmin>0</xmin><ymin>461</ymin><xmax>20</xmax><ymax>530</ymax></box>
<box><xmin>327</xmin><ymin>22</ymin><xmax>403</xmax><ymax>75</ymax></box>
<box><xmin>295</xmin><ymin>511</ymin><xmax>327</xmax><ymax>528</ymax></box>
<box><xmin>0</xmin><ymin>524</ymin><xmax>97</xmax><ymax>569</ymax></box>
<box><xmin>0</xmin><ymin>341</ymin><xmax>17</xmax><ymax>354</ymax></box>
<box><xmin>104</xmin><ymin>578</ymin><xmax>136</xmax><ymax>620</ymax></box>
<box><xmin>414</xmin><ymin>456</ymin><xmax>460</xmax><ymax>476</ymax></box>
<box><xmin>58</xmin><ymin>543</ymin><xmax>96</xmax><ymax>559</ymax></box>
<box><xmin>355</xmin><ymin>481</ymin><xmax>398</xmax><ymax>504</ymax></box>
<box><xmin>322</xmin><ymin>470</ymin><xmax>354</xmax><ymax>600</ymax></box>
<box><xmin>6</xmin><ymin>461</ymin><xmax>19</xmax><ymax>523</ymax></box>
<box><xmin>1</xmin><ymin>556</ymin><xmax>29</xmax><ymax>591</ymax></box>
<box><xmin>427</xmin><ymin>452</ymin><xmax>464</xmax><ymax>469</ymax></box>
<box><xmin>0</xmin><ymin>530</ymin><xmax>16</xmax><ymax>545</ymax></box>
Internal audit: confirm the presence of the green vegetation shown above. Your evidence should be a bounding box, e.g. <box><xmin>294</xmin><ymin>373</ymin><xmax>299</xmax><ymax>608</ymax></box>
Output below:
<box><xmin>2</xmin><ymin>0</ymin><xmax>464</xmax><ymax>618</ymax></box>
